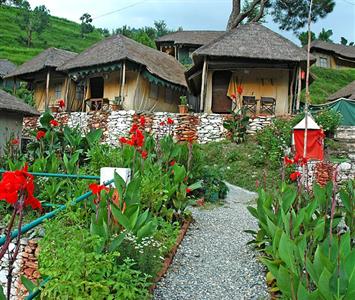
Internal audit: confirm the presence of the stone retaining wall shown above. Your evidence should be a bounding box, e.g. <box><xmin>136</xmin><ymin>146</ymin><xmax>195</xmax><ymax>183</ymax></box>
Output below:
<box><xmin>23</xmin><ymin>111</ymin><xmax>274</xmax><ymax>144</ymax></box>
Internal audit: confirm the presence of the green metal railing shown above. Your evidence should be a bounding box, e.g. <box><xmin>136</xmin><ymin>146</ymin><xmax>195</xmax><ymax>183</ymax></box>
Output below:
<box><xmin>0</xmin><ymin>171</ymin><xmax>114</xmax><ymax>299</ymax></box>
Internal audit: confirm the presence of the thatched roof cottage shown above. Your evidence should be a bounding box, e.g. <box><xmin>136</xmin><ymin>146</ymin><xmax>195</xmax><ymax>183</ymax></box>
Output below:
<box><xmin>58</xmin><ymin>34</ymin><xmax>187</xmax><ymax>112</ymax></box>
<box><xmin>156</xmin><ymin>31</ymin><xmax>224</xmax><ymax>65</ymax></box>
<box><xmin>6</xmin><ymin>48</ymin><xmax>77</xmax><ymax>111</ymax></box>
<box><xmin>0</xmin><ymin>89</ymin><xmax>39</xmax><ymax>152</ymax></box>
<box><xmin>309</xmin><ymin>41</ymin><xmax>355</xmax><ymax>69</ymax></box>
<box><xmin>328</xmin><ymin>80</ymin><xmax>355</xmax><ymax>101</ymax></box>
<box><xmin>186</xmin><ymin>23</ymin><xmax>312</xmax><ymax>115</ymax></box>
<box><xmin>0</xmin><ymin>59</ymin><xmax>16</xmax><ymax>89</ymax></box>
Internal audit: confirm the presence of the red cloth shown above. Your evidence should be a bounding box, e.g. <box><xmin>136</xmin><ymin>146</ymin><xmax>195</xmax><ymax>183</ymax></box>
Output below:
<box><xmin>294</xmin><ymin>129</ymin><xmax>324</xmax><ymax>161</ymax></box>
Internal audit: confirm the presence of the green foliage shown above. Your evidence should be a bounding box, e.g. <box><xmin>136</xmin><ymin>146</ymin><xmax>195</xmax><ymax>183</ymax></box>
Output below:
<box><xmin>223</xmin><ymin>108</ymin><xmax>250</xmax><ymax>144</ymax></box>
<box><xmin>256</xmin><ymin>118</ymin><xmax>293</xmax><ymax>169</ymax></box>
<box><xmin>315</xmin><ymin>109</ymin><xmax>342</xmax><ymax>134</ymax></box>
<box><xmin>306</xmin><ymin>67</ymin><xmax>355</xmax><ymax>104</ymax></box>
<box><xmin>79</xmin><ymin>13</ymin><xmax>94</xmax><ymax>38</ymax></box>
<box><xmin>38</xmin><ymin>210</ymin><xmax>151</xmax><ymax>299</ymax></box>
<box><xmin>247</xmin><ymin>180</ymin><xmax>355</xmax><ymax>299</ymax></box>
<box><xmin>0</xmin><ymin>5</ymin><xmax>103</xmax><ymax>64</ymax></box>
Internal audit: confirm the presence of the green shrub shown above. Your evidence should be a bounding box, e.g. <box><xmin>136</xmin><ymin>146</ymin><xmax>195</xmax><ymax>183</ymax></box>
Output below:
<box><xmin>315</xmin><ymin>109</ymin><xmax>342</xmax><ymax>134</ymax></box>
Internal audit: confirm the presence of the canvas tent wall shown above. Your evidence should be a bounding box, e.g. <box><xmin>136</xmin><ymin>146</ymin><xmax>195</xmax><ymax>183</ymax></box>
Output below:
<box><xmin>309</xmin><ymin>98</ymin><xmax>355</xmax><ymax>126</ymax></box>
<box><xmin>292</xmin><ymin>114</ymin><xmax>324</xmax><ymax>161</ymax></box>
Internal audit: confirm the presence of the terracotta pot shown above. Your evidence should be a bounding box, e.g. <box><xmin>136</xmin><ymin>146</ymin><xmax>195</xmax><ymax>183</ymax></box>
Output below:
<box><xmin>50</xmin><ymin>106</ymin><xmax>59</xmax><ymax>113</ymax></box>
<box><xmin>178</xmin><ymin>105</ymin><xmax>188</xmax><ymax>114</ymax></box>
<box><xmin>111</xmin><ymin>104</ymin><xmax>122</xmax><ymax>111</ymax></box>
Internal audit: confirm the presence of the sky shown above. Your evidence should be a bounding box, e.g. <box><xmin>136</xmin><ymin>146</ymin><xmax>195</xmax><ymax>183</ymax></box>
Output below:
<box><xmin>27</xmin><ymin>0</ymin><xmax>355</xmax><ymax>46</ymax></box>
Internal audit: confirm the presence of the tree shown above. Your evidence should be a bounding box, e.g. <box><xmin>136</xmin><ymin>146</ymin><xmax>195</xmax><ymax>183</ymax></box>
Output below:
<box><xmin>318</xmin><ymin>27</ymin><xmax>333</xmax><ymax>42</ymax></box>
<box><xmin>80</xmin><ymin>13</ymin><xmax>94</xmax><ymax>38</ymax></box>
<box><xmin>154</xmin><ymin>20</ymin><xmax>169</xmax><ymax>37</ymax></box>
<box><xmin>227</xmin><ymin>0</ymin><xmax>335</xmax><ymax>33</ymax></box>
<box><xmin>298</xmin><ymin>31</ymin><xmax>316</xmax><ymax>46</ymax></box>
<box><xmin>97</xmin><ymin>28</ymin><xmax>110</xmax><ymax>37</ymax></box>
<box><xmin>19</xmin><ymin>4</ymin><xmax>50</xmax><ymax>47</ymax></box>
<box><xmin>340</xmin><ymin>37</ymin><xmax>354</xmax><ymax>46</ymax></box>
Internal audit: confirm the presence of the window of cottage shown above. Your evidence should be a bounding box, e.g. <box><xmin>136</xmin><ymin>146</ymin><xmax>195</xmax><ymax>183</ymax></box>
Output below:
<box><xmin>319</xmin><ymin>57</ymin><xmax>329</xmax><ymax>68</ymax></box>
<box><xmin>55</xmin><ymin>84</ymin><xmax>62</xmax><ymax>99</ymax></box>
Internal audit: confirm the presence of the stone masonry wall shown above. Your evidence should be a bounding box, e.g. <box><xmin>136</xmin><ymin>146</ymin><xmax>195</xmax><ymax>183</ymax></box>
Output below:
<box><xmin>23</xmin><ymin>111</ymin><xmax>274</xmax><ymax>145</ymax></box>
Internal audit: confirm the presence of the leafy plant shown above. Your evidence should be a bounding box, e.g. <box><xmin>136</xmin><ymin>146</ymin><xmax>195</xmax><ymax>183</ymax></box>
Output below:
<box><xmin>223</xmin><ymin>108</ymin><xmax>249</xmax><ymax>144</ymax></box>
<box><xmin>315</xmin><ymin>109</ymin><xmax>342</xmax><ymax>134</ymax></box>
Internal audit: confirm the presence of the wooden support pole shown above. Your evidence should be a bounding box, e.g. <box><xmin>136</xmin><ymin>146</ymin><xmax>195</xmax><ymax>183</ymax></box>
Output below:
<box><xmin>13</xmin><ymin>78</ymin><xmax>17</xmax><ymax>95</ymax></box>
<box><xmin>121</xmin><ymin>61</ymin><xmax>126</xmax><ymax>102</ymax></box>
<box><xmin>65</xmin><ymin>77</ymin><xmax>70</xmax><ymax>112</ymax></box>
<box><xmin>200</xmin><ymin>57</ymin><xmax>208</xmax><ymax>112</ymax></box>
<box><xmin>45</xmin><ymin>70</ymin><xmax>50</xmax><ymax>110</ymax></box>
<box><xmin>296</xmin><ymin>66</ymin><xmax>302</xmax><ymax>112</ymax></box>
<box><xmin>289</xmin><ymin>67</ymin><xmax>295</xmax><ymax>115</ymax></box>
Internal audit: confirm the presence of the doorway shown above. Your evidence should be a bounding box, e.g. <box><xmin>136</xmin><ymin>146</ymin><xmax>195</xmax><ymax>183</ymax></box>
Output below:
<box><xmin>90</xmin><ymin>77</ymin><xmax>104</xmax><ymax>98</ymax></box>
<box><xmin>212</xmin><ymin>71</ymin><xmax>232</xmax><ymax>113</ymax></box>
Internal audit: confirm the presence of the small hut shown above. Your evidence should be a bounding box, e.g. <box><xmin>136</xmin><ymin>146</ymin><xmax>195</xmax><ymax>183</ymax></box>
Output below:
<box><xmin>293</xmin><ymin>114</ymin><xmax>324</xmax><ymax>161</ymax></box>
<box><xmin>57</xmin><ymin>34</ymin><xmax>187</xmax><ymax>112</ymax></box>
<box><xmin>0</xmin><ymin>59</ymin><xmax>16</xmax><ymax>89</ymax></box>
<box><xmin>0</xmin><ymin>90</ymin><xmax>39</xmax><ymax>152</ymax></box>
<box><xmin>5</xmin><ymin>48</ymin><xmax>77</xmax><ymax>111</ymax></box>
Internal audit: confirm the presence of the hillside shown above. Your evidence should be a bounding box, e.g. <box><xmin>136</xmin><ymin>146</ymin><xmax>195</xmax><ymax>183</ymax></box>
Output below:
<box><xmin>308</xmin><ymin>67</ymin><xmax>355</xmax><ymax>104</ymax></box>
<box><xmin>0</xmin><ymin>5</ymin><xmax>103</xmax><ymax>64</ymax></box>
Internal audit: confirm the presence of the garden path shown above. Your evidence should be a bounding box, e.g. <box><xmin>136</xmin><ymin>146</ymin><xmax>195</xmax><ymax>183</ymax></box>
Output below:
<box><xmin>153</xmin><ymin>183</ymin><xmax>269</xmax><ymax>300</ymax></box>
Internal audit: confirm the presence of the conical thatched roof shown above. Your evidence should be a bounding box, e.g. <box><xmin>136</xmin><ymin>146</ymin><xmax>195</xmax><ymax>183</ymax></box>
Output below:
<box><xmin>310</xmin><ymin>40</ymin><xmax>355</xmax><ymax>60</ymax></box>
<box><xmin>328</xmin><ymin>81</ymin><xmax>355</xmax><ymax>101</ymax></box>
<box><xmin>0</xmin><ymin>89</ymin><xmax>39</xmax><ymax>116</ymax></box>
<box><xmin>6</xmin><ymin>48</ymin><xmax>77</xmax><ymax>78</ymax></box>
<box><xmin>193</xmin><ymin>23</ymin><xmax>310</xmax><ymax>63</ymax></box>
<box><xmin>156</xmin><ymin>31</ymin><xmax>224</xmax><ymax>46</ymax></box>
<box><xmin>58</xmin><ymin>34</ymin><xmax>187</xmax><ymax>88</ymax></box>
<box><xmin>0</xmin><ymin>59</ymin><xmax>16</xmax><ymax>78</ymax></box>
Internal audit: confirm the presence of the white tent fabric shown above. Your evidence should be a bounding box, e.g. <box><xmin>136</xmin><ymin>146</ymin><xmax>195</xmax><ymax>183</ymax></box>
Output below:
<box><xmin>293</xmin><ymin>113</ymin><xmax>320</xmax><ymax>130</ymax></box>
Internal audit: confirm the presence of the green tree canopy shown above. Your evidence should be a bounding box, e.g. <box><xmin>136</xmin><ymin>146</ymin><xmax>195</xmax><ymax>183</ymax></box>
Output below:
<box><xmin>80</xmin><ymin>13</ymin><xmax>94</xmax><ymax>38</ymax></box>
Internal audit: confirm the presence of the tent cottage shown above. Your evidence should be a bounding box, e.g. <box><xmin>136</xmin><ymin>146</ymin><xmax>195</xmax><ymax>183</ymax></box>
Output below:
<box><xmin>293</xmin><ymin>114</ymin><xmax>324</xmax><ymax>161</ymax></box>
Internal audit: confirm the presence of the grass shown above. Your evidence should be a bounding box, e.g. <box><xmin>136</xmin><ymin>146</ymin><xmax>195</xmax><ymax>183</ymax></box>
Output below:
<box><xmin>0</xmin><ymin>5</ymin><xmax>103</xmax><ymax>64</ymax></box>
<box><xmin>306</xmin><ymin>66</ymin><xmax>355</xmax><ymax>104</ymax></box>
<box><xmin>200</xmin><ymin>138</ymin><xmax>282</xmax><ymax>193</ymax></box>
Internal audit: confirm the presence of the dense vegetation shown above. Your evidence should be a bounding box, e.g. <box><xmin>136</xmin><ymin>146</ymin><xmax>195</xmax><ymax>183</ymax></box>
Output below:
<box><xmin>307</xmin><ymin>67</ymin><xmax>355</xmax><ymax>104</ymax></box>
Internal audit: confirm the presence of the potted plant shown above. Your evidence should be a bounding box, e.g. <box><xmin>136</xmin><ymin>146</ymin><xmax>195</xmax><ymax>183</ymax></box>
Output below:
<box><xmin>111</xmin><ymin>96</ymin><xmax>123</xmax><ymax>111</ymax></box>
<box><xmin>49</xmin><ymin>105</ymin><xmax>59</xmax><ymax>113</ymax></box>
<box><xmin>178</xmin><ymin>96</ymin><xmax>188</xmax><ymax>114</ymax></box>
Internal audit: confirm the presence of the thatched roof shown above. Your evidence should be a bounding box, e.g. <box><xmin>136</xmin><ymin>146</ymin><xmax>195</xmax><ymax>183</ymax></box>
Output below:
<box><xmin>58</xmin><ymin>34</ymin><xmax>187</xmax><ymax>88</ymax></box>
<box><xmin>310</xmin><ymin>41</ymin><xmax>355</xmax><ymax>60</ymax></box>
<box><xmin>6</xmin><ymin>48</ymin><xmax>77</xmax><ymax>78</ymax></box>
<box><xmin>328</xmin><ymin>81</ymin><xmax>355</xmax><ymax>101</ymax></box>
<box><xmin>155</xmin><ymin>31</ymin><xmax>224</xmax><ymax>46</ymax></box>
<box><xmin>0</xmin><ymin>89</ymin><xmax>39</xmax><ymax>116</ymax></box>
<box><xmin>0</xmin><ymin>59</ymin><xmax>16</xmax><ymax>78</ymax></box>
<box><xmin>193</xmin><ymin>23</ymin><xmax>310</xmax><ymax>63</ymax></box>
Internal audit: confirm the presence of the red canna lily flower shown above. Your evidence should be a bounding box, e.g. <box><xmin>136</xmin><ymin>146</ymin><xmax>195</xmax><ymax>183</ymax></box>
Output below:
<box><xmin>186</xmin><ymin>188</ymin><xmax>192</xmax><ymax>194</ymax></box>
<box><xmin>139</xmin><ymin>116</ymin><xmax>146</xmax><ymax>127</ymax></box>
<box><xmin>290</xmin><ymin>171</ymin><xmax>301</xmax><ymax>181</ymax></box>
<box><xmin>160</xmin><ymin>121</ymin><xmax>166</xmax><ymax>126</ymax></box>
<box><xmin>140</xmin><ymin>150</ymin><xmax>148</xmax><ymax>159</ymax></box>
<box><xmin>119</xmin><ymin>137</ymin><xmax>128</xmax><ymax>144</ymax></box>
<box><xmin>284</xmin><ymin>156</ymin><xmax>294</xmax><ymax>165</ymax></box>
<box><xmin>130</xmin><ymin>123</ymin><xmax>139</xmax><ymax>134</ymax></box>
<box><xmin>36</xmin><ymin>130</ymin><xmax>46</xmax><ymax>140</ymax></box>
<box><xmin>50</xmin><ymin>119</ymin><xmax>59</xmax><ymax>127</ymax></box>
<box><xmin>237</xmin><ymin>85</ymin><xmax>243</xmax><ymax>95</ymax></box>
<box><xmin>89</xmin><ymin>183</ymin><xmax>109</xmax><ymax>195</ymax></box>
<box><xmin>58</xmin><ymin>99</ymin><xmax>65</xmax><ymax>109</ymax></box>
<box><xmin>294</xmin><ymin>154</ymin><xmax>308</xmax><ymax>166</ymax></box>
<box><xmin>169</xmin><ymin>160</ymin><xmax>176</xmax><ymax>167</ymax></box>
<box><xmin>11</xmin><ymin>138</ymin><xmax>19</xmax><ymax>145</ymax></box>
<box><xmin>167</xmin><ymin>117</ymin><xmax>174</xmax><ymax>125</ymax></box>
<box><xmin>231</xmin><ymin>93</ymin><xmax>236</xmax><ymax>99</ymax></box>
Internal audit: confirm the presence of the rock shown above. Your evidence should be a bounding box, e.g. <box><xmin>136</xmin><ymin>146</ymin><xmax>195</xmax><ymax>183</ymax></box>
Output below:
<box><xmin>339</xmin><ymin>162</ymin><xmax>352</xmax><ymax>171</ymax></box>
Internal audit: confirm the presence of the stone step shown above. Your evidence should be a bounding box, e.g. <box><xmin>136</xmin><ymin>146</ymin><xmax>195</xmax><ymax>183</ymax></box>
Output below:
<box><xmin>336</xmin><ymin>126</ymin><xmax>355</xmax><ymax>140</ymax></box>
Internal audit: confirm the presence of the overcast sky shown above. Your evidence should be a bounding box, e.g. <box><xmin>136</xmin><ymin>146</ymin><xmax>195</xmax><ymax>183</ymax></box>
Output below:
<box><xmin>27</xmin><ymin>0</ymin><xmax>355</xmax><ymax>46</ymax></box>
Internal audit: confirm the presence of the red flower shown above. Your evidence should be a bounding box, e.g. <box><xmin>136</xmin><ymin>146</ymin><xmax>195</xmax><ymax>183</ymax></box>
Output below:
<box><xmin>0</xmin><ymin>165</ymin><xmax>41</xmax><ymax>209</ymax></box>
<box><xmin>131</xmin><ymin>128</ymin><xmax>144</xmax><ymax>148</ymax></box>
<box><xmin>186</xmin><ymin>188</ymin><xmax>192</xmax><ymax>194</ymax></box>
<box><xmin>119</xmin><ymin>137</ymin><xmax>128</xmax><ymax>144</ymax></box>
<box><xmin>36</xmin><ymin>130</ymin><xmax>46</xmax><ymax>140</ymax></box>
<box><xmin>11</xmin><ymin>138</ymin><xmax>19</xmax><ymax>145</ymax></box>
<box><xmin>140</xmin><ymin>150</ymin><xmax>148</xmax><ymax>159</ymax></box>
<box><xmin>294</xmin><ymin>154</ymin><xmax>308</xmax><ymax>166</ymax></box>
<box><xmin>284</xmin><ymin>156</ymin><xmax>294</xmax><ymax>165</ymax></box>
<box><xmin>237</xmin><ymin>85</ymin><xmax>243</xmax><ymax>95</ymax></box>
<box><xmin>89</xmin><ymin>183</ymin><xmax>109</xmax><ymax>195</ymax></box>
<box><xmin>160</xmin><ymin>121</ymin><xmax>166</xmax><ymax>126</ymax></box>
<box><xmin>130</xmin><ymin>123</ymin><xmax>139</xmax><ymax>134</ymax></box>
<box><xmin>139</xmin><ymin>116</ymin><xmax>146</xmax><ymax>127</ymax></box>
<box><xmin>50</xmin><ymin>119</ymin><xmax>59</xmax><ymax>127</ymax></box>
<box><xmin>167</xmin><ymin>118</ymin><xmax>174</xmax><ymax>125</ymax></box>
<box><xmin>196</xmin><ymin>198</ymin><xmax>205</xmax><ymax>207</ymax></box>
<box><xmin>169</xmin><ymin>160</ymin><xmax>176</xmax><ymax>167</ymax></box>
<box><xmin>58</xmin><ymin>99</ymin><xmax>65</xmax><ymax>109</ymax></box>
<box><xmin>290</xmin><ymin>171</ymin><xmax>301</xmax><ymax>181</ymax></box>
<box><xmin>231</xmin><ymin>93</ymin><xmax>236</xmax><ymax>99</ymax></box>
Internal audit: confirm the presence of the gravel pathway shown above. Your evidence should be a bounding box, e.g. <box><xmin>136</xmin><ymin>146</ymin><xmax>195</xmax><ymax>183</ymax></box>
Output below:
<box><xmin>153</xmin><ymin>183</ymin><xmax>269</xmax><ymax>300</ymax></box>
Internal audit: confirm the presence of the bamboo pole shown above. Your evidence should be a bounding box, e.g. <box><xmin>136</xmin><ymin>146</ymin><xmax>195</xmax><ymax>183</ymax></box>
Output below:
<box><xmin>289</xmin><ymin>67</ymin><xmax>295</xmax><ymax>115</ymax></box>
<box><xmin>296</xmin><ymin>67</ymin><xmax>302</xmax><ymax>112</ymax></box>
<box><xmin>65</xmin><ymin>76</ymin><xmax>70</xmax><ymax>112</ymax></box>
<box><xmin>121</xmin><ymin>61</ymin><xmax>126</xmax><ymax>102</ymax></box>
<box><xmin>45</xmin><ymin>69</ymin><xmax>50</xmax><ymax>110</ymax></box>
